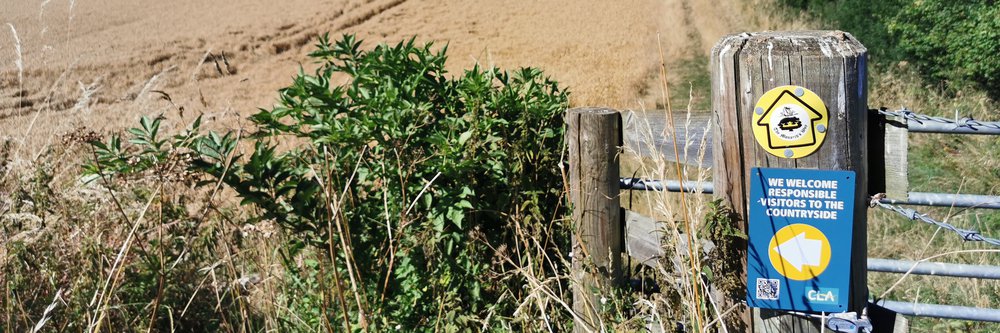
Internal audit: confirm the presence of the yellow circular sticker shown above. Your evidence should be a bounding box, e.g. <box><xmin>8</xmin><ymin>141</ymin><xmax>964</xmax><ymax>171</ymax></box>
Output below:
<box><xmin>768</xmin><ymin>224</ymin><xmax>832</xmax><ymax>281</ymax></box>
<box><xmin>752</xmin><ymin>86</ymin><xmax>828</xmax><ymax>159</ymax></box>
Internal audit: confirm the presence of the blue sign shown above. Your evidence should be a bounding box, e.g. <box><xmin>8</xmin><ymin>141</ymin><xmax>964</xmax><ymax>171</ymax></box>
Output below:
<box><xmin>746</xmin><ymin>167</ymin><xmax>856</xmax><ymax>312</ymax></box>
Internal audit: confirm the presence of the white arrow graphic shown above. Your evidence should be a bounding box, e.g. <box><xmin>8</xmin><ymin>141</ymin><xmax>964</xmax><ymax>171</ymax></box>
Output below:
<box><xmin>772</xmin><ymin>232</ymin><xmax>823</xmax><ymax>272</ymax></box>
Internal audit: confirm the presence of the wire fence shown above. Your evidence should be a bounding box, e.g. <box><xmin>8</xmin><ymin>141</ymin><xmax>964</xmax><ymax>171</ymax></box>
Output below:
<box><xmin>870</xmin><ymin>198</ymin><xmax>1000</xmax><ymax>247</ymax></box>
<box><xmin>873</xmin><ymin>107</ymin><xmax>1000</xmax><ymax>245</ymax></box>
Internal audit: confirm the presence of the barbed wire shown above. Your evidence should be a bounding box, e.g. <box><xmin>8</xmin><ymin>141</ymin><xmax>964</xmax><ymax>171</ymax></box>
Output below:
<box><xmin>871</xmin><ymin>196</ymin><xmax>1000</xmax><ymax>247</ymax></box>
<box><xmin>877</xmin><ymin>107</ymin><xmax>1000</xmax><ymax>132</ymax></box>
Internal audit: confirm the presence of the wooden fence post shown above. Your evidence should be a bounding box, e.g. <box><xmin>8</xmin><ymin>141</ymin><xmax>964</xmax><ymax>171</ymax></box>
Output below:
<box><xmin>711</xmin><ymin>31</ymin><xmax>869</xmax><ymax>332</ymax></box>
<box><xmin>566</xmin><ymin>107</ymin><xmax>623</xmax><ymax>332</ymax></box>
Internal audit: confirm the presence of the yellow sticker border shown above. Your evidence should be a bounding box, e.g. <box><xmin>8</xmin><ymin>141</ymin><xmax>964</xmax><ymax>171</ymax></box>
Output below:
<box><xmin>751</xmin><ymin>85</ymin><xmax>829</xmax><ymax>159</ymax></box>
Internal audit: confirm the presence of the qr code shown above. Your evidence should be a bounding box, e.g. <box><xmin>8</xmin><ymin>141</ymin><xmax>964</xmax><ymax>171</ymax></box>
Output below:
<box><xmin>755</xmin><ymin>278</ymin><xmax>780</xmax><ymax>300</ymax></box>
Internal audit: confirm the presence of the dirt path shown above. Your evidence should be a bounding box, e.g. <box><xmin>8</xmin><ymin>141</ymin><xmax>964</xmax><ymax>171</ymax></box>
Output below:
<box><xmin>0</xmin><ymin>0</ymin><xmax>767</xmax><ymax>159</ymax></box>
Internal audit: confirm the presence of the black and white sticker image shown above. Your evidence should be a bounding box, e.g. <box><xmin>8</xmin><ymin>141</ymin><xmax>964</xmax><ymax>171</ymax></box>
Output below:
<box><xmin>771</xmin><ymin>105</ymin><xmax>810</xmax><ymax>141</ymax></box>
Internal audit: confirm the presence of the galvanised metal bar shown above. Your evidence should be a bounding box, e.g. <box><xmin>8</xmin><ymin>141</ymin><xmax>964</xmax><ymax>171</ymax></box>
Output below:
<box><xmin>878</xmin><ymin>109</ymin><xmax>1000</xmax><ymax>135</ymax></box>
<box><xmin>867</xmin><ymin>258</ymin><xmax>1000</xmax><ymax>279</ymax></box>
<box><xmin>626</xmin><ymin>177</ymin><xmax>1000</xmax><ymax>209</ymax></box>
<box><xmin>619</xmin><ymin>178</ymin><xmax>714</xmax><ymax>194</ymax></box>
<box><xmin>906</xmin><ymin>121</ymin><xmax>1000</xmax><ymax>135</ymax></box>
<box><xmin>876</xmin><ymin>300</ymin><xmax>1000</xmax><ymax>323</ymax></box>
<box><xmin>882</xmin><ymin>192</ymin><xmax>1000</xmax><ymax>210</ymax></box>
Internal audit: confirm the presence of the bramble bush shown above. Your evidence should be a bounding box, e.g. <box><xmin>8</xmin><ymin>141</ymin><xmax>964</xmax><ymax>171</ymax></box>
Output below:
<box><xmin>86</xmin><ymin>34</ymin><xmax>571</xmax><ymax>330</ymax></box>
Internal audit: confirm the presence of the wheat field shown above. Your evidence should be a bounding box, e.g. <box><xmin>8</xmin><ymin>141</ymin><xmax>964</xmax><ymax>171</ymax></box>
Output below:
<box><xmin>0</xmin><ymin>0</ymin><xmax>772</xmax><ymax>154</ymax></box>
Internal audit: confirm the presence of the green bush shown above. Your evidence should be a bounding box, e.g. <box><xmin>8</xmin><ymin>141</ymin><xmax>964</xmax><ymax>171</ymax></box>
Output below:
<box><xmin>86</xmin><ymin>34</ymin><xmax>571</xmax><ymax>330</ymax></box>
<box><xmin>888</xmin><ymin>0</ymin><xmax>1000</xmax><ymax>96</ymax></box>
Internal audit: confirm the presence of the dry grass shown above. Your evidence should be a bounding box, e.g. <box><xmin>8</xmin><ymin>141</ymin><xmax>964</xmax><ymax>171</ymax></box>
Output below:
<box><xmin>621</xmin><ymin>110</ymin><xmax>718</xmax><ymax>332</ymax></box>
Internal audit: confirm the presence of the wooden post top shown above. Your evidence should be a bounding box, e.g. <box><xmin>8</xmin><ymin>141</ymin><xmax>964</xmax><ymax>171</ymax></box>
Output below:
<box><xmin>713</xmin><ymin>30</ymin><xmax>867</xmax><ymax>58</ymax></box>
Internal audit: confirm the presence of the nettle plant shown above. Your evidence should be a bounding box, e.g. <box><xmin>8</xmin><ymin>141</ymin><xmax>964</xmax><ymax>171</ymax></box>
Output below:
<box><xmin>86</xmin><ymin>34</ymin><xmax>570</xmax><ymax>330</ymax></box>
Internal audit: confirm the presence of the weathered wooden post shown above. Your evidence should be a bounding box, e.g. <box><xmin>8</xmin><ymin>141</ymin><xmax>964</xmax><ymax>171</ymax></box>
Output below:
<box><xmin>711</xmin><ymin>31</ymin><xmax>869</xmax><ymax>332</ymax></box>
<box><xmin>566</xmin><ymin>107</ymin><xmax>623</xmax><ymax>332</ymax></box>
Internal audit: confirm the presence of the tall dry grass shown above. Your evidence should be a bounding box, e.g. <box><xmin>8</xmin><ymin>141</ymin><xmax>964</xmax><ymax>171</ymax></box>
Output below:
<box><xmin>1</xmin><ymin>2</ymin><xmax>280</xmax><ymax>330</ymax></box>
<box><xmin>0</xmin><ymin>113</ymin><xmax>715</xmax><ymax>332</ymax></box>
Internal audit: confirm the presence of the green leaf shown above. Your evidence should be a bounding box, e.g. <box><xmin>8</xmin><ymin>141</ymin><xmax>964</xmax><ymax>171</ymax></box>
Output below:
<box><xmin>702</xmin><ymin>266</ymin><xmax>714</xmax><ymax>282</ymax></box>
<box><xmin>432</xmin><ymin>214</ymin><xmax>445</xmax><ymax>233</ymax></box>
<box><xmin>458</xmin><ymin>130</ymin><xmax>473</xmax><ymax>146</ymax></box>
<box><xmin>446</xmin><ymin>208</ymin><xmax>464</xmax><ymax>229</ymax></box>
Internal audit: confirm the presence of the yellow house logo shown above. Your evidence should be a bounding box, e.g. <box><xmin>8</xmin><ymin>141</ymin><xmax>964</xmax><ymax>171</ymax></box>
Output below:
<box><xmin>752</xmin><ymin>86</ymin><xmax>829</xmax><ymax>159</ymax></box>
